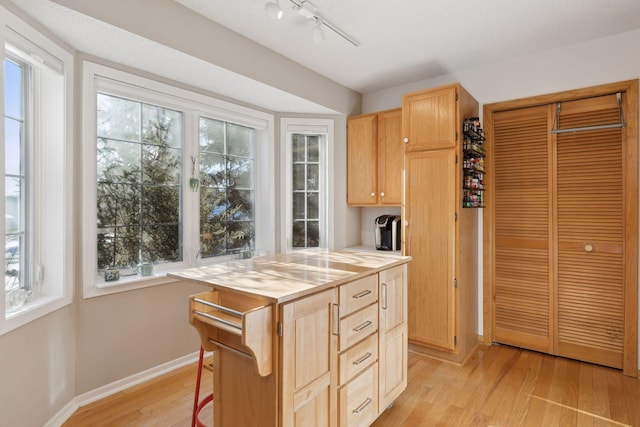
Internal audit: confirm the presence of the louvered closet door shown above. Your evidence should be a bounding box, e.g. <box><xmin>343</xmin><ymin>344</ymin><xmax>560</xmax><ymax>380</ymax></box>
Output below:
<box><xmin>554</xmin><ymin>95</ymin><xmax>625</xmax><ymax>369</ymax></box>
<box><xmin>493</xmin><ymin>106</ymin><xmax>553</xmax><ymax>353</ymax></box>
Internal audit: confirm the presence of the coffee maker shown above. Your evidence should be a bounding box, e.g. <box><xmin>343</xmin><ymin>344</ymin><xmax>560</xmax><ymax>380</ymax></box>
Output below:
<box><xmin>374</xmin><ymin>215</ymin><xmax>401</xmax><ymax>251</ymax></box>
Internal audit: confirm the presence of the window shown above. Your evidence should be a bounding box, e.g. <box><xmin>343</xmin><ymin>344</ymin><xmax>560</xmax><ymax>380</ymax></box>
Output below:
<box><xmin>1</xmin><ymin>14</ymin><xmax>74</xmax><ymax>335</ymax></box>
<box><xmin>198</xmin><ymin>118</ymin><xmax>255</xmax><ymax>258</ymax></box>
<box><xmin>291</xmin><ymin>134</ymin><xmax>321</xmax><ymax>248</ymax></box>
<box><xmin>4</xmin><ymin>57</ymin><xmax>27</xmax><ymax>313</ymax></box>
<box><xmin>280</xmin><ymin>118</ymin><xmax>334</xmax><ymax>251</ymax></box>
<box><xmin>83</xmin><ymin>62</ymin><xmax>274</xmax><ymax>298</ymax></box>
<box><xmin>96</xmin><ymin>94</ymin><xmax>183</xmax><ymax>271</ymax></box>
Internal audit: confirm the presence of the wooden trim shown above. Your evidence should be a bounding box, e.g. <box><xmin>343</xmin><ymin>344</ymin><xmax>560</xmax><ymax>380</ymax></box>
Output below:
<box><xmin>623</xmin><ymin>81</ymin><xmax>639</xmax><ymax>377</ymax></box>
<box><xmin>483</xmin><ymin>80</ymin><xmax>639</xmax><ymax>377</ymax></box>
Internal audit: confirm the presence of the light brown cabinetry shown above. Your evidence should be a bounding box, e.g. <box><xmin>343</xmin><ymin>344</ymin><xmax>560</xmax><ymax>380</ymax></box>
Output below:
<box><xmin>347</xmin><ymin>109</ymin><xmax>402</xmax><ymax>206</ymax></box>
<box><xmin>281</xmin><ymin>289</ymin><xmax>337</xmax><ymax>427</ymax></box>
<box><xmin>378</xmin><ymin>264</ymin><xmax>407</xmax><ymax>409</ymax></box>
<box><xmin>336</xmin><ymin>274</ymin><xmax>379</xmax><ymax>426</ymax></box>
<box><xmin>402</xmin><ymin>83</ymin><xmax>479</xmax><ymax>363</ymax></box>
<box><xmin>183</xmin><ymin>252</ymin><xmax>410</xmax><ymax>426</ymax></box>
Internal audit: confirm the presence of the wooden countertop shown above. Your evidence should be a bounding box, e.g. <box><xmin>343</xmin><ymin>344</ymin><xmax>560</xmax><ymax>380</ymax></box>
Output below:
<box><xmin>169</xmin><ymin>248</ymin><xmax>411</xmax><ymax>303</ymax></box>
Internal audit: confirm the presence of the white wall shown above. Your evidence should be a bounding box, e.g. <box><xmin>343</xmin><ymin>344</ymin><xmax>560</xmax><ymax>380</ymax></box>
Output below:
<box><xmin>362</xmin><ymin>28</ymin><xmax>640</xmax><ymax>359</ymax></box>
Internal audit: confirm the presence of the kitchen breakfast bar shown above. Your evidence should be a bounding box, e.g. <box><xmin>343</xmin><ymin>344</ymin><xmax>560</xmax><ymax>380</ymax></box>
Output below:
<box><xmin>169</xmin><ymin>249</ymin><xmax>411</xmax><ymax>427</ymax></box>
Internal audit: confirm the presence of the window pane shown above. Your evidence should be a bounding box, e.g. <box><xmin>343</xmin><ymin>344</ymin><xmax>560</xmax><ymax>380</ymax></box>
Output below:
<box><xmin>199</xmin><ymin>117</ymin><xmax>256</xmax><ymax>258</ymax></box>
<box><xmin>4</xmin><ymin>60</ymin><xmax>22</xmax><ymax>119</ymax></box>
<box><xmin>142</xmin><ymin>145</ymin><xmax>180</xmax><ymax>185</ymax></box>
<box><xmin>226</xmin><ymin>123</ymin><xmax>254</xmax><ymax>157</ymax></box>
<box><xmin>5</xmin><ymin>177</ymin><xmax>21</xmax><ymax>233</ymax></box>
<box><xmin>4</xmin><ymin>58</ymin><xmax>26</xmax><ymax>298</ymax></box>
<box><xmin>307</xmin><ymin>136</ymin><xmax>319</xmax><ymax>162</ymax></box>
<box><xmin>229</xmin><ymin>156</ymin><xmax>253</xmax><ymax>189</ymax></box>
<box><xmin>292</xmin><ymin>221</ymin><xmax>305</xmax><ymax>248</ymax></box>
<box><xmin>199</xmin><ymin>118</ymin><xmax>224</xmax><ymax>154</ymax></box>
<box><xmin>307</xmin><ymin>164</ymin><xmax>319</xmax><ymax>191</ymax></box>
<box><xmin>142</xmin><ymin>104</ymin><xmax>181</xmax><ymax>148</ymax></box>
<box><xmin>97</xmin><ymin>94</ymin><xmax>141</xmax><ymax>142</ymax></box>
<box><xmin>5</xmin><ymin>118</ymin><xmax>21</xmax><ymax>175</ymax></box>
<box><xmin>293</xmin><ymin>193</ymin><xmax>305</xmax><ymax>219</ymax></box>
<box><xmin>97</xmin><ymin>138</ymin><xmax>141</xmax><ymax>184</ymax></box>
<box><xmin>307</xmin><ymin>221</ymin><xmax>319</xmax><ymax>247</ymax></box>
<box><xmin>292</xmin><ymin>135</ymin><xmax>305</xmax><ymax>162</ymax></box>
<box><xmin>307</xmin><ymin>192</ymin><xmax>319</xmax><ymax>219</ymax></box>
<box><xmin>96</xmin><ymin>93</ymin><xmax>182</xmax><ymax>270</ymax></box>
<box><xmin>292</xmin><ymin>164</ymin><xmax>305</xmax><ymax>191</ymax></box>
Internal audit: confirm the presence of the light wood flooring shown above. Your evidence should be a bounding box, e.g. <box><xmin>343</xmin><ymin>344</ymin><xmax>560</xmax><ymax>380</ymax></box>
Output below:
<box><xmin>63</xmin><ymin>344</ymin><xmax>640</xmax><ymax>427</ymax></box>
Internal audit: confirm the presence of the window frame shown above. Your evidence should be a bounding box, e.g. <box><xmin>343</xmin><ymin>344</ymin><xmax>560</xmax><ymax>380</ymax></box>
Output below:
<box><xmin>280</xmin><ymin>118</ymin><xmax>334</xmax><ymax>252</ymax></box>
<box><xmin>82</xmin><ymin>62</ymin><xmax>275</xmax><ymax>298</ymax></box>
<box><xmin>0</xmin><ymin>8</ymin><xmax>74</xmax><ymax>336</ymax></box>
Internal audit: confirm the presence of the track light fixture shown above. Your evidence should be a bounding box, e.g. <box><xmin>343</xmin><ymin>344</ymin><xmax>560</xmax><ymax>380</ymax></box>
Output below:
<box><xmin>265</xmin><ymin>0</ymin><xmax>283</xmax><ymax>20</ymax></box>
<box><xmin>312</xmin><ymin>18</ymin><xmax>325</xmax><ymax>45</ymax></box>
<box><xmin>264</xmin><ymin>0</ymin><xmax>359</xmax><ymax>47</ymax></box>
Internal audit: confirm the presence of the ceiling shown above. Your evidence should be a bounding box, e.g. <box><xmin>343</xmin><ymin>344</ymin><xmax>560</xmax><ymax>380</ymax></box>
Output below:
<box><xmin>174</xmin><ymin>0</ymin><xmax>640</xmax><ymax>93</ymax></box>
<box><xmin>8</xmin><ymin>0</ymin><xmax>640</xmax><ymax>113</ymax></box>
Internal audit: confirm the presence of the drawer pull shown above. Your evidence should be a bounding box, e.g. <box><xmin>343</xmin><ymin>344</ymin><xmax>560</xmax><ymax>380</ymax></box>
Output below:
<box><xmin>333</xmin><ymin>303</ymin><xmax>341</xmax><ymax>336</ymax></box>
<box><xmin>353</xmin><ymin>397</ymin><xmax>373</xmax><ymax>414</ymax></box>
<box><xmin>381</xmin><ymin>283</ymin><xmax>388</xmax><ymax>310</ymax></box>
<box><xmin>352</xmin><ymin>352</ymin><xmax>372</xmax><ymax>365</ymax></box>
<box><xmin>353</xmin><ymin>320</ymin><xmax>373</xmax><ymax>332</ymax></box>
<box><xmin>352</xmin><ymin>289</ymin><xmax>372</xmax><ymax>299</ymax></box>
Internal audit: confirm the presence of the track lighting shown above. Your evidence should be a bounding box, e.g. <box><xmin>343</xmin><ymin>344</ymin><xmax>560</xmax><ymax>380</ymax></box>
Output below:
<box><xmin>265</xmin><ymin>0</ymin><xmax>283</xmax><ymax>20</ymax></box>
<box><xmin>312</xmin><ymin>19</ymin><xmax>325</xmax><ymax>44</ymax></box>
<box><xmin>263</xmin><ymin>0</ymin><xmax>359</xmax><ymax>47</ymax></box>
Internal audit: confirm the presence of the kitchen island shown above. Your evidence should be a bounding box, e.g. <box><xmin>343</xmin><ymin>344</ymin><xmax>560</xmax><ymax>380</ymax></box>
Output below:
<box><xmin>170</xmin><ymin>249</ymin><xmax>410</xmax><ymax>427</ymax></box>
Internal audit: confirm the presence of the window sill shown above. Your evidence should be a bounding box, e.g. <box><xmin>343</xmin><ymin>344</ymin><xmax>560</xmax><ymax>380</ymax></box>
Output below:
<box><xmin>83</xmin><ymin>255</ymin><xmax>242</xmax><ymax>299</ymax></box>
<box><xmin>1</xmin><ymin>294</ymin><xmax>72</xmax><ymax>336</ymax></box>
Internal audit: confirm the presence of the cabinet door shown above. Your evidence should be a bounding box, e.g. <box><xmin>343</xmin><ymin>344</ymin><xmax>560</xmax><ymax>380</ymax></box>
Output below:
<box><xmin>377</xmin><ymin>109</ymin><xmax>403</xmax><ymax>205</ymax></box>
<box><xmin>347</xmin><ymin>113</ymin><xmax>378</xmax><ymax>206</ymax></box>
<box><xmin>402</xmin><ymin>85</ymin><xmax>457</xmax><ymax>152</ymax></box>
<box><xmin>378</xmin><ymin>265</ymin><xmax>408</xmax><ymax>410</ymax></box>
<box><xmin>281</xmin><ymin>289</ymin><xmax>337</xmax><ymax>427</ymax></box>
<box><xmin>404</xmin><ymin>149</ymin><xmax>457</xmax><ymax>350</ymax></box>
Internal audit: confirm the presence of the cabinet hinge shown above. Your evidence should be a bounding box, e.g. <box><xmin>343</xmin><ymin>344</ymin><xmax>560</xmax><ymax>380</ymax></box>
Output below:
<box><xmin>455</xmin><ymin>131</ymin><xmax>458</xmax><ymax>141</ymax></box>
<box><xmin>455</xmin><ymin>91</ymin><xmax>459</xmax><ymax>101</ymax></box>
<box><xmin>454</xmin><ymin>336</ymin><xmax>457</xmax><ymax>345</ymax></box>
<box><xmin>455</xmin><ymin>154</ymin><xmax>458</xmax><ymax>164</ymax></box>
<box><xmin>454</xmin><ymin>278</ymin><xmax>458</xmax><ymax>288</ymax></box>
<box><xmin>454</xmin><ymin>212</ymin><xmax>458</xmax><ymax>221</ymax></box>
<box><xmin>277</xmin><ymin>322</ymin><xmax>283</xmax><ymax>337</ymax></box>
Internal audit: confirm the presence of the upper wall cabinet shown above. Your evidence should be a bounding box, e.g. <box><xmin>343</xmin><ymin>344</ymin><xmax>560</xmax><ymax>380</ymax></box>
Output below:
<box><xmin>347</xmin><ymin>109</ymin><xmax>402</xmax><ymax>206</ymax></box>
<box><xmin>402</xmin><ymin>85</ymin><xmax>457</xmax><ymax>152</ymax></box>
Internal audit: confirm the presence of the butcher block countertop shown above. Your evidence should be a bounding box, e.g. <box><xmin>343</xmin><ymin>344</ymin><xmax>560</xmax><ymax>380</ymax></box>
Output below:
<box><xmin>169</xmin><ymin>248</ymin><xmax>411</xmax><ymax>303</ymax></box>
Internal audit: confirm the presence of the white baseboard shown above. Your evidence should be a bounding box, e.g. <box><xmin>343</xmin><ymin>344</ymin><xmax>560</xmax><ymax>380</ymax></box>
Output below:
<box><xmin>44</xmin><ymin>351</ymin><xmax>200</xmax><ymax>427</ymax></box>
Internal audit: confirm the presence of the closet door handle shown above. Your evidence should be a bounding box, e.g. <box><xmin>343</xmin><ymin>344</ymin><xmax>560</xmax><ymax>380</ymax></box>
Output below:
<box><xmin>584</xmin><ymin>243</ymin><xmax>594</xmax><ymax>252</ymax></box>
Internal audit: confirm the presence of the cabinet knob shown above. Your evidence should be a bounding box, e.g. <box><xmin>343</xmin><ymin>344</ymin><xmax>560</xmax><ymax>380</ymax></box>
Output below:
<box><xmin>584</xmin><ymin>243</ymin><xmax>594</xmax><ymax>252</ymax></box>
<box><xmin>380</xmin><ymin>192</ymin><xmax>385</xmax><ymax>197</ymax></box>
<box><xmin>370</xmin><ymin>192</ymin><xmax>375</xmax><ymax>197</ymax></box>
<box><xmin>403</xmin><ymin>137</ymin><xmax>409</xmax><ymax>143</ymax></box>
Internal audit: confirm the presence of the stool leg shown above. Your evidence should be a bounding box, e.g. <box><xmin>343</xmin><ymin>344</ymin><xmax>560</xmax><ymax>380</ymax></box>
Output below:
<box><xmin>191</xmin><ymin>346</ymin><xmax>205</xmax><ymax>427</ymax></box>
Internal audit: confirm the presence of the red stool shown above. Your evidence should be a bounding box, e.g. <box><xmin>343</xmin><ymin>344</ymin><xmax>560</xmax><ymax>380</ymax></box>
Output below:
<box><xmin>191</xmin><ymin>346</ymin><xmax>214</xmax><ymax>427</ymax></box>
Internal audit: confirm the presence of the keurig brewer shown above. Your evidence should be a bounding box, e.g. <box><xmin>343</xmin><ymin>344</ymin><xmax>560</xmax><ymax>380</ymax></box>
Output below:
<box><xmin>374</xmin><ymin>215</ymin><xmax>401</xmax><ymax>251</ymax></box>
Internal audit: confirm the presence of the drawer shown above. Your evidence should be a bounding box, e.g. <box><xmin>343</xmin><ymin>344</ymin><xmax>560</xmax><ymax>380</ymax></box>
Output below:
<box><xmin>338</xmin><ymin>303</ymin><xmax>378</xmax><ymax>352</ymax></box>
<box><xmin>339</xmin><ymin>332</ymin><xmax>378</xmax><ymax>386</ymax></box>
<box><xmin>339</xmin><ymin>274</ymin><xmax>378</xmax><ymax>317</ymax></box>
<box><xmin>339</xmin><ymin>363</ymin><xmax>379</xmax><ymax>427</ymax></box>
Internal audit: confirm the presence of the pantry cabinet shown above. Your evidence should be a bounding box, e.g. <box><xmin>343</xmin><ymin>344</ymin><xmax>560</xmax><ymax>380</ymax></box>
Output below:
<box><xmin>402</xmin><ymin>83</ymin><xmax>479</xmax><ymax>363</ymax></box>
<box><xmin>347</xmin><ymin>109</ymin><xmax>402</xmax><ymax>206</ymax></box>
